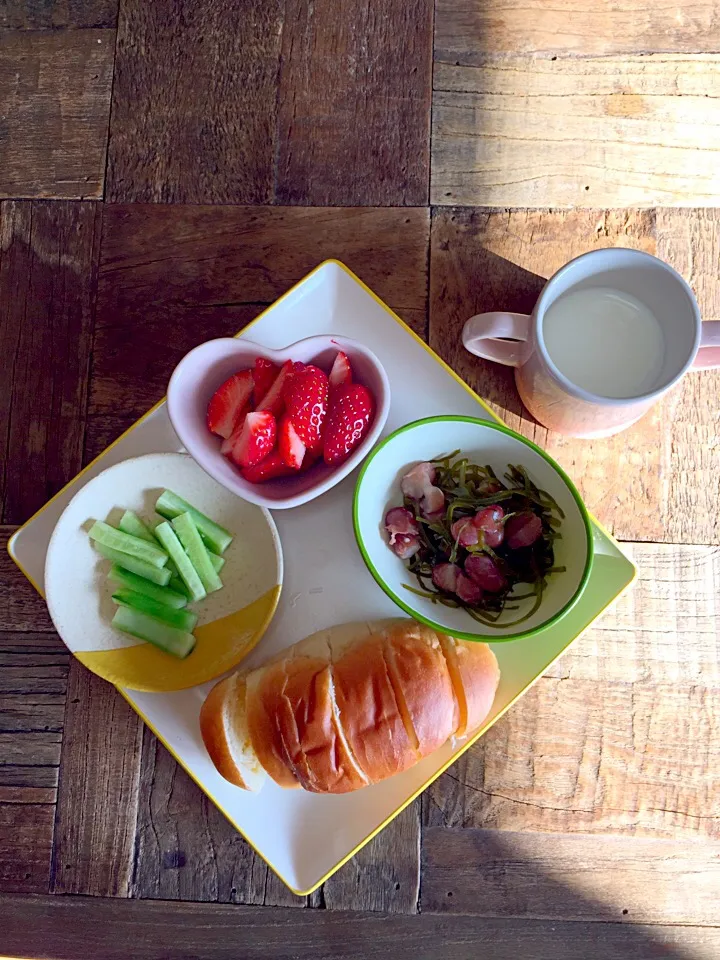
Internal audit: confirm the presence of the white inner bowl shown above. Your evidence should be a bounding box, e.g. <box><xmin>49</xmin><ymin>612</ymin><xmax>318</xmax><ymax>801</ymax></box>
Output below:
<box><xmin>167</xmin><ymin>335</ymin><xmax>390</xmax><ymax>509</ymax></box>
<box><xmin>354</xmin><ymin>416</ymin><xmax>593</xmax><ymax>641</ymax></box>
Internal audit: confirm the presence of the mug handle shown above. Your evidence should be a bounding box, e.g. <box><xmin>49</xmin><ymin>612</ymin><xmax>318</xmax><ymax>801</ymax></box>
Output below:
<box><xmin>693</xmin><ymin>321</ymin><xmax>720</xmax><ymax>370</ymax></box>
<box><xmin>462</xmin><ymin>313</ymin><xmax>531</xmax><ymax>367</ymax></box>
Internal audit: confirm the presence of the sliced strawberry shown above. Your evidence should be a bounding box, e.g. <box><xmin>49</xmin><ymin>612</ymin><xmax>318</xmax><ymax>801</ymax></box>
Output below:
<box><xmin>229</xmin><ymin>411</ymin><xmax>277</xmax><ymax>469</ymax></box>
<box><xmin>240</xmin><ymin>450</ymin><xmax>295</xmax><ymax>483</ymax></box>
<box><xmin>329</xmin><ymin>350</ymin><xmax>352</xmax><ymax>389</ymax></box>
<box><xmin>299</xmin><ymin>448</ymin><xmax>321</xmax><ymax>472</ymax></box>
<box><xmin>220</xmin><ymin>404</ymin><xmax>250</xmax><ymax>455</ymax></box>
<box><xmin>253</xmin><ymin>357</ymin><xmax>279</xmax><ymax>406</ymax></box>
<box><xmin>278</xmin><ymin>415</ymin><xmax>306</xmax><ymax>470</ymax></box>
<box><xmin>285</xmin><ymin>365</ymin><xmax>329</xmax><ymax>453</ymax></box>
<box><xmin>206</xmin><ymin>370</ymin><xmax>254</xmax><ymax>439</ymax></box>
<box><xmin>322</xmin><ymin>383</ymin><xmax>374</xmax><ymax>465</ymax></box>
<box><xmin>256</xmin><ymin>359</ymin><xmax>292</xmax><ymax>418</ymax></box>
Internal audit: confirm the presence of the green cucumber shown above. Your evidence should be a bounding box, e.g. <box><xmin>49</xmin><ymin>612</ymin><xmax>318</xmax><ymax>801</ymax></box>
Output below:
<box><xmin>112</xmin><ymin>589</ymin><xmax>198</xmax><ymax>632</ymax></box>
<box><xmin>171</xmin><ymin>513</ymin><xmax>223</xmax><ymax>594</ymax></box>
<box><xmin>154</xmin><ymin>522</ymin><xmax>206</xmax><ymax>603</ymax></box>
<box><xmin>208</xmin><ymin>551</ymin><xmax>224</xmax><ymax>574</ymax></box>
<box><xmin>107</xmin><ymin>565</ymin><xmax>188</xmax><ymax>609</ymax></box>
<box><xmin>89</xmin><ymin>520</ymin><xmax>168</xmax><ymax>568</ymax></box>
<box><xmin>94</xmin><ymin>542</ymin><xmax>171</xmax><ymax>586</ymax></box>
<box><xmin>169</xmin><ymin>574</ymin><xmax>191</xmax><ymax>598</ymax></box>
<box><xmin>155</xmin><ymin>491</ymin><xmax>233</xmax><ymax>554</ymax></box>
<box><xmin>118</xmin><ymin>510</ymin><xmax>156</xmax><ymax>544</ymax></box>
<box><xmin>111</xmin><ymin>605</ymin><xmax>195</xmax><ymax>659</ymax></box>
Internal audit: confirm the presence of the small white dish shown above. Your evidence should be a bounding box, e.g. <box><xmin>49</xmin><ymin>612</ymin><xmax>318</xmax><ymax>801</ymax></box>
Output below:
<box><xmin>45</xmin><ymin>453</ymin><xmax>283</xmax><ymax>692</ymax></box>
<box><xmin>354</xmin><ymin>416</ymin><xmax>594</xmax><ymax>642</ymax></box>
<box><xmin>167</xmin><ymin>335</ymin><xmax>390</xmax><ymax>509</ymax></box>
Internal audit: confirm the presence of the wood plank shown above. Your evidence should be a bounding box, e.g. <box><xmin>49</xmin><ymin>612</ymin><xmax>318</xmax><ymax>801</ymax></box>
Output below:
<box><xmin>0</xmin><ymin>201</ymin><xmax>102</xmax><ymax>525</ymax></box>
<box><xmin>51</xmin><ymin>668</ymin><xmax>143</xmax><ymax>897</ymax></box>
<box><xmin>434</xmin><ymin>0</ymin><xmax>720</xmax><ymax>60</ymax></box>
<box><xmin>428</xmin><ymin>207</ymin><xmax>720</xmax><ymax>544</ymax></box>
<box><xmin>132</xmin><ymin>727</ymin><xmax>303</xmax><ymax>907</ymax></box>
<box><xmin>0</xmin><ymin>31</ymin><xmax>114</xmax><ymax>199</ymax></box>
<box><xmin>322</xmin><ymin>802</ymin><xmax>420</xmax><ymax>913</ymax></box>
<box><xmin>422</xmin><ymin>828</ymin><xmax>720</xmax><ymax>926</ymax></box>
<box><xmin>275</xmin><ymin>0</ymin><xmax>433</xmax><ymax>205</ymax></box>
<box><xmin>546</xmin><ymin>543</ymin><xmax>720</xmax><ymax>685</ymax></box>
<box><xmin>5</xmin><ymin>893</ymin><xmax>720</xmax><ymax>960</ymax></box>
<box><xmin>107</xmin><ymin>0</ymin><xmax>284</xmax><ymax>203</ymax></box>
<box><xmin>90</xmin><ymin>206</ymin><xmax>430</xmax><ymax>418</ymax></box>
<box><xmin>656</xmin><ymin>209</ymin><xmax>720</xmax><ymax>544</ymax></box>
<box><xmin>0</xmin><ymin>632</ymin><xmax>66</xmax><ymax>652</ymax></box>
<box><xmin>431</xmin><ymin>57</ymin><xmax>720</xmax><ymax>207</ymax></box>
<box><xmin>0</xmin><ymin>805</ymin><xmax>55</xmax><ymax>893</ymax></box>
<box><xmin>423</xmin><ymin>677</ymin><xmax>720</xmax><ymax>837</ymax></box>
<box><xmin>83</xmin><ymin>416</ymin><xmax>145</xmax><ymax>465</ymax></box>
<box><xmin>0</xmin><ymin>0</ymin><xmax>117</xmax><ymax>29</ymax></box>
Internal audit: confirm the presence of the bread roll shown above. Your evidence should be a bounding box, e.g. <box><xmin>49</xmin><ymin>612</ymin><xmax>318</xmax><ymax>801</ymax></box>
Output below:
<box><xmin>200</xmin><ymin>618</ymin><xmax>500</xmax><ymax>794</ymax></box>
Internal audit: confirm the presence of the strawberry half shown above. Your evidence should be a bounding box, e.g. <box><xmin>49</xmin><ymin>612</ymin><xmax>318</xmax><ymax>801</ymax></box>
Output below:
<box><xmin>206</xmin><ymin>370</ymin><xmax>254</xmax><ymax>439</ymax></box>
<box><xmin>241</xmin><ymin>449</ymin><xmax>295</xmax><ymax>483</ymax></box>
<box><xmin>278</xmin><ymin>415</ymin><xmax>306</xmax><ymax>470</ymax></box>
<box><xmin>253</xmin><ymin>357</ymin><xmax>280</xmax><ymax>406</ymax></box>
<box><xmin>229</xmin><ymin>411</ymin><xmax>277</xmax><ymax>469</ymax></box>
<box><xmin>285</xmin><ymin>365</ymin><xmax>329</xmax><ymax>453</ymax></box>
<box><xmin>329</xmin><ymin>350</ymin><xmax>352</xmax><ymax>389</ymax></box>
<box><xmin>256</xmin><ymin>359</ymin><xmax>292</xmax><ymax>418</ymax></box>
<box><xmin>322</xmin><ymin>383</ymin><xmax>374</xmax><ymax>465</ymax></box>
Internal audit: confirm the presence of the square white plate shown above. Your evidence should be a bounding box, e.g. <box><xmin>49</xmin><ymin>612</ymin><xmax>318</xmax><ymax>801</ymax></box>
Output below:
<box><xmin>9</xmin><ymin>261</ymin><xmax>636</xmax><ymax>894</ymax></box>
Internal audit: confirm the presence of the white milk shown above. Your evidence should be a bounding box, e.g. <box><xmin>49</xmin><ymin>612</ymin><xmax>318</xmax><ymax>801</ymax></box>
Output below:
<box><xmin>542</xmin><ymin>286</ymin><xmax>665</xmax><ymax>398</ymax></box>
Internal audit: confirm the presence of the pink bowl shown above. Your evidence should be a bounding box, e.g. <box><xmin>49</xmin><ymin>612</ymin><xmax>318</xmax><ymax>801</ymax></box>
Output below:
<box><xmin>167</xmin><ymin>335</ymin><xmax>391</xmax><ymax>509</ymax></box>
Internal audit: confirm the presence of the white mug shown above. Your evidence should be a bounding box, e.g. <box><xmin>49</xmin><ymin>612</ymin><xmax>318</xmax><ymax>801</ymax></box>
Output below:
<box><xmin>462</xmin><ymin>248</ymin><xmax>720</xmax><ymax>438</ymax></box>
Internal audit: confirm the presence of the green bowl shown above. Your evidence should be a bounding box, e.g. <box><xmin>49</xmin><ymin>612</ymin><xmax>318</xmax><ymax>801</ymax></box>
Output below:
<box><xmin>353</xmin><ymin>416</ymin><xmax>594</xmax><ymax>642</ymax></box>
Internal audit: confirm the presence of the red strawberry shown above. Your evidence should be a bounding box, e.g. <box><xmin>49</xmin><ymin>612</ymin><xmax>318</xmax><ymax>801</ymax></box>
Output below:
<box><xmin>322</xmin><ymin>383</ymin><xmax>374</xmax><ymax>465</ymax></box>
<box><xmin>220</xmin><ymin>412</ymin><xmax>249</xmax><ymax>456</ymax></box>
<box><xmin>207</xmin><ymin>370</ymin><xmax>254</xmax><ymax>439</ymax></box>
<box><xmin>229</xmin><ymin>411</ymin><xmax>276</xmax><ymax>468</ymax></box>
<box><xmin>285</xmin><ymin>365</ymin><xmax>329</xmax><ymax>453</ymax></box>
<box><xmin>241</xmin><ymin>450</ymin><xmax>295</xmax><ymax>483</ymax></box>
<box><xmin>253</xmin><ymin>357</ymin><xmax>279</xmax><ymax>406</ymax></box>
<box><xmin>299</xmin><ymin>448</ymin><xmax>321</xmax><ymax>472</ymax></box>
<box><xmin>256</xmin><ymin>360</ymin><xmax>292</xmax><ymax>418</ymax></box>
<box><xmin>329</xmin><ymin>350</ymin><xmax>352</xmax><ymax>389</ymax></box>
<box><xmin>278</xmin><ymin>415</ymin><xmax>306</xmax><ymax>470</ymax></box>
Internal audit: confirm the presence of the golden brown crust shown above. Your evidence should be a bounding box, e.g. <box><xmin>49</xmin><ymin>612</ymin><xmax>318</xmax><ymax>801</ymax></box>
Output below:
<box><xmin>383</xmin><ymin>622</ymin><xmax>460</xmax><ymax>758</ymax></box>
<box><xmin>445</xmin><ymin>638</ymin><xmax>500</xmax><ymax>735</ymax></box>
<box><xmin>332</xmin><ymin>632</ymin><xmax>418</xmax><ymax>782</ymax></box>
<box><xmin>199</xmin><ymin>674</ymin><xmax>246</xmax><ymax>787</ymax></box>
<box><xmin>245</xmin><ymin>662</ymin><xmax>301</xmax><ymax>789</ymax></box>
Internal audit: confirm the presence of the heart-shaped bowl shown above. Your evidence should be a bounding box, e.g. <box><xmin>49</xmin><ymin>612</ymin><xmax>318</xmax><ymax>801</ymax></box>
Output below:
<box><xmin>167</xmin><ymin>335</ymin><xmax>390</xmax><ymax>509</ymax></box>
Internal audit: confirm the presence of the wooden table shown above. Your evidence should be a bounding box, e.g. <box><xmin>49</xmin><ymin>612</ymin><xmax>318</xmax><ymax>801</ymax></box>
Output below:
<box><xmin>2</xmin><ymin>2</ymin><xmax>719</xmax><ymax>957</ymax></box>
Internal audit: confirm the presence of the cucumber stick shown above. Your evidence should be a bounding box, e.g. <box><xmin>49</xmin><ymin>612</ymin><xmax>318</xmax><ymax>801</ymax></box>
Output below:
<box><xmin>118</xmin><ymin>510</ymin><xmax>156</xmax><ymax>544</ymax></box>
<box><xmin>155</xmin><ymin>491</ymin><xmax>233</xmax><ymax>554</ymax></box>
<box><xmin>112</xmin><ymin>589</ymin><xmax>198</xmax><ymax>632</ymax></box>
<box><xmin>168</xmin><ymin>554</ymin><xmax>221</xmax><ymax>595</ymax></box>
<box><xmin>89</xmin><ymin>520</ymin><xmax>169</xmax><ymax>569</ymax></box>
<box><xmin>154</xmin><ymin>522</ymin><xmax>206</xmax><ymax>602</ymax></box>
<box><xmin>108</xmin><ymin>565</ymin><xmax>188</xmax><ymax>609</ymax></box>
<box><xmin>169</xmin><ymin>574</ymin><xmax>191</xmax><ymax>598</ymax></box>
<box><xmin>111</xmin><ymin>605</ymin><xmax>195</xmax><ymax>659</ymax></box>
<box><xmin>172</xmin><ymin>513</ymin><xmax>223</xmax><ymax>594</ymax></box>
<box><xmin>94</xmin><ymin>542</ymin><xmax>171</xmax><ymax>586</ymax></box>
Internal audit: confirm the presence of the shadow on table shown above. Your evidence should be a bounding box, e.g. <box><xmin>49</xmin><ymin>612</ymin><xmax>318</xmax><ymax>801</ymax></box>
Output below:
<box><xmin>423</xmin><ymin>827</ymin><xmax>701</xmax><ymax>960</ymax></box>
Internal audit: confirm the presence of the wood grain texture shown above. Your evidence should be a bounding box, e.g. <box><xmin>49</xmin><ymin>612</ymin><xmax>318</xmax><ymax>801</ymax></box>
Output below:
<box><xmin>0</xmin><ymin>201</ymin><xmax>102</xmax><ymax>525</ymax></box>
<box><xmin>107</xmin><ymin>0</ymin><xmax>284</xmax><ymax>204</ymax></box>
<box><xmin>90</xmin><ymin>205</ymin><xmax>430</xmax><ymax>417</ymax></box>
<box><xmin>432</xmin><ymin>57</ymin><xmax>720</xmax><ymax>207</ymax></box>
<box><xmin>0</xmin><ymin>528</ymin><xmax>54</xmax><ymax>632</ymax></box>
<box><xmin>132</xmin><ymin>727</ymin><xmax>303</xmax><ymax>907</ymax></box>
<box><xmin>275</xmin><ymin>0</ymin><xmax>433</xmax><ymax>205</ymax></box>
<box><xmin>0</xmin><ymin>31</ymin><xmax>114</xmax><ymax>199</ymax></box>
<box><xmin>429</xmin><ymin>206</ymin><xmax>720</xmax><ymax>543</ymax></box>
<box><xmin>133</xmin><ymin>728</ymin><xmax>419</xmax><ymax>912</ymax></box>
<box><xmin>5</xmin><ymin>893</ymin><xmax>720</xmax><ymax>960</ymax></box>
<box><xmin>51</xmin><ymin>671</ymin><xmax>143</xmax><ymax>897</ymax></box>
<box><xmin>0</xmin><ymin>805</ymin><xmax>55</xmax><ymax>893</ymax></box>
<box><xmin>434</xmin><ymin>0</ymin><xmax>720</xmax><ymax>60</ymax></box>
<box><xmin>422</xmin><ymin>828</ymin><xmax>720</xmax><ymax>926</ymax></box>
<box><xmin>545</xmin><ymin>542</ymin><xmax>720</xmax><ymax>685</ymax></box>
<box><xmin>0</xmin><ymin>0</ymin><xmax>117</xmax><ymax>29</ymax></box>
